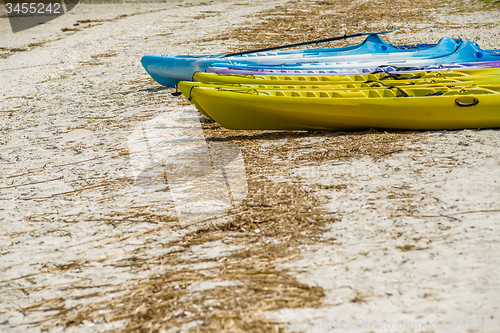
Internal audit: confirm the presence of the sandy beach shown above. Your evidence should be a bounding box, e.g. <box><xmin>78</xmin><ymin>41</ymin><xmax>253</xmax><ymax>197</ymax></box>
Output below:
<box><xmin>1</xmin><ymin>0</ymin><xmax>500</xmax><ymax>332</ymax></box>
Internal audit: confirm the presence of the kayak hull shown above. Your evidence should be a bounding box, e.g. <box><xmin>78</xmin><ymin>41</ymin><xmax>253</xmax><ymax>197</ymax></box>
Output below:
<box><xmin>179</xmin><ymin>84</ymin><xmax>500</xmax><ymax>131</ymax></box>
<box><xmin>141</xmin><ymin>55</ymin><xmax>227</xmax><ymax>87</ymax></box>
<box><xmin>141</xmin><ymin>36</ymin><xmax>491</xmax><ymax>87</ymax></box>
<box><xmin>193</xmin><ymin>68</ymin><xmax>500</xmax><ymax>86</ymax></box>
<box><xmin>202</xmin><ymin>41</ymin><xmax>500</xmax><ymax>74</ymax></box>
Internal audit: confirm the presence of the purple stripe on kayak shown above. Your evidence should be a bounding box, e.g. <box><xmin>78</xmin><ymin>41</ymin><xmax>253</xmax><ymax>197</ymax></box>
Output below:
<box><xmin>206</xmin><ymin>61</ymin><xmax>500</xmax><ymax>76</ymax></box>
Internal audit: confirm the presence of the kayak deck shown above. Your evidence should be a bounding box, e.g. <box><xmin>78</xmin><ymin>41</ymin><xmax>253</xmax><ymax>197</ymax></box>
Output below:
<box><xmin>193</xmin><ymin>68</ymin><xmax>500</xmax><ymax>86</ymax></box>
<box><xmin>177</xmin><ymin>81</ymin><xmax>500</xmax><ymax>130</ymax></box>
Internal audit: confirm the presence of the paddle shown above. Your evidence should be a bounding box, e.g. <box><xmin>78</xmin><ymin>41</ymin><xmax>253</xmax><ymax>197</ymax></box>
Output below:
<box><xmin>224</xmin><ymin>28</ymin><xmax>399</xmax><ymax>57</ymax></box>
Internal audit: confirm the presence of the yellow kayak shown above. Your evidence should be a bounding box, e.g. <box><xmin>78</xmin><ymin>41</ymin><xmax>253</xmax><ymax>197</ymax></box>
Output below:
<box><xmin>177</xmin><ymin>78</ymin><xmax>500</xmax><ymax>119</ymax></box>
<box><xmin>180</xmin><ymin>76</ymin><xmax>500</xmax><ymax>93</ymax></box>
<box><xmin>176</xmin><ymin>82</ymin><xmax>500</xmax><ymax>130</ymax></box>
<box><xmin>193</xmin><ymin>68</ymin><xmax>500</xmax><ymax>86</ymax></box>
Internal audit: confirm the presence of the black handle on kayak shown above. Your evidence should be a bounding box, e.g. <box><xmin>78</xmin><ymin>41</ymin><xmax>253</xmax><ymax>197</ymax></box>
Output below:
<box><xmin>224</xmin><ymin>29</ymin><xmax>399</xmax><ymax>57</ymax></box>
<box><xmin>455</xmin><ymin>98</ymin><xmax>479</xmax><ymax>107</ymax></box>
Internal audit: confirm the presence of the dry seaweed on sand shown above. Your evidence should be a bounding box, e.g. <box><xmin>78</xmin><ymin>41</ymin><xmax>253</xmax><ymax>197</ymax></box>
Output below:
<box><xmin>193</xmin><ymin>0</ymin><xmax>441</xmax><ymax>52</ymax></box>
<box><xmin>10</xmin><ymin>0</ymin><xmax>496</xmax><ymax>332</ymax></box>
<box><xmin>25</xmin><ymin>123</ymin><xmax>419</xmax><ymax>332</ymax></box>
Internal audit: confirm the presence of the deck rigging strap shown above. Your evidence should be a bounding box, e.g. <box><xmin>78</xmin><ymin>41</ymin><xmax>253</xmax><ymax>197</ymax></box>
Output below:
<box><xmin>370</xmin><ymin>65</ymin><xmax>409</xmax><ymax>74</ymax></box>
<box><xmin>387</xmin><ymin>86</ymin><xmax>410</xmax><ymax>97</ymax></box>
<box><xmin>379</xmin><ymin>72</ymin><xmax>424</xmax><ymax>81</ymax></box>
<box><xmin>361</xmin><ymin>80</ymin><xmax>411</xmax><ymax>97</ymax></box>
<box><xmin>424</xmin><ymin>91</ymin><xmax>446</xmax><ymax>97</ymax></box>
<box><xmin>364</xmin><ymin>80</ymin><xmax>416</xmax><ymax>88</ymax></box>
<box><xmin>217</xmin><ymin>73</ymin><xmax>256</xmax><ymax>79</ymax></box>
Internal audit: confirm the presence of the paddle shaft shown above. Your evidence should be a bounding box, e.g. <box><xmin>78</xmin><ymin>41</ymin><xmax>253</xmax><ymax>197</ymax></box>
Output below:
<box><xmin>224</xmin><ymin>29</ymin><xmax>398</xmax><ymax>57</ymax></box>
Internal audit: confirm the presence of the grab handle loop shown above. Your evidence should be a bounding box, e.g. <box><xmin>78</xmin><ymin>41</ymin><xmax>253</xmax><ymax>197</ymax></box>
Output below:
<box><xmin>188</xmin><ymin>85</ymin><xmax>199</xmax><ymax>101</ymax></box>
<box><xmin>455</xmin><ymin>98</ymin><xmax>479</xmax><ymax>107</ymax></box>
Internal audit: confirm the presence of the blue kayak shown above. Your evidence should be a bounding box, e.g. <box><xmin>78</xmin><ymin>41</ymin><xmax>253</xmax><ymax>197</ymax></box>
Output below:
<box><xmin>206</xmin><ymin>60</ymin><xmax>500</xmax><ymax>76</ymax></box>
<box><xmin>205</xmin><ymin>40</ymin><xmax>500</xmax><ymax>72</ymax></box>
<box><xmin>141</xmin><ymin>34</ymin><xmax>464</xmax><ymax>87</ymax></box>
